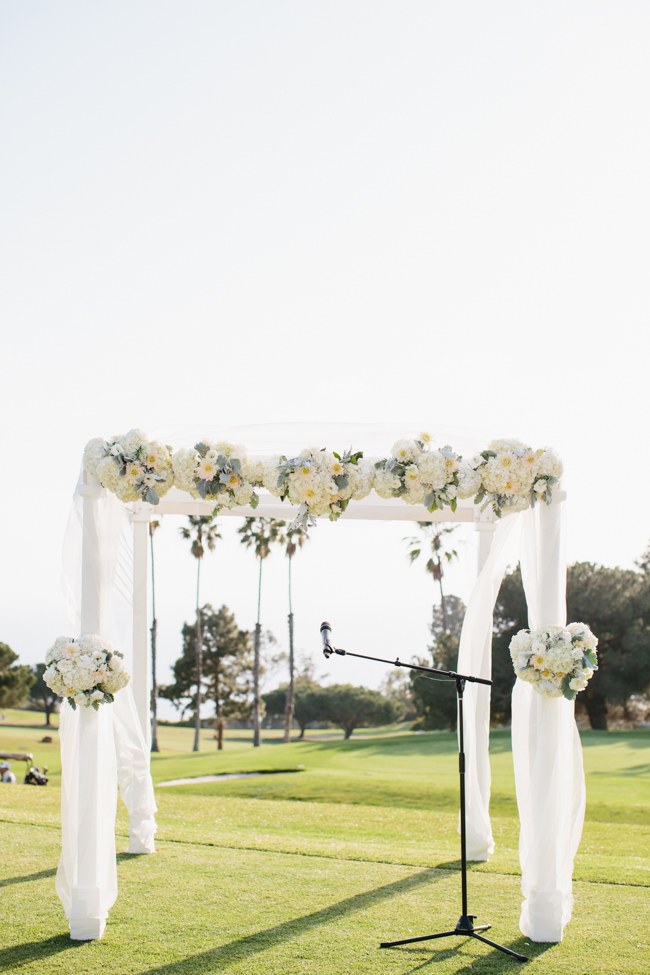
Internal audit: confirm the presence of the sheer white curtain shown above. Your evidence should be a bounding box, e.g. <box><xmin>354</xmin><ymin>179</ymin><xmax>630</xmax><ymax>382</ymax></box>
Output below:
<box><xmin>59</xmin><ymin>477</ymin><xmax>157</xmax><ymax>939</ymax></box>
<box><xmin>456</xmin><ymin>514</ymin><xmax>522</xmax><ymax>860</ymax></box>
<box><xmin>513</xmin><ymin>500</ymin><xmax>585</xmax><ymax>942</ymax></box>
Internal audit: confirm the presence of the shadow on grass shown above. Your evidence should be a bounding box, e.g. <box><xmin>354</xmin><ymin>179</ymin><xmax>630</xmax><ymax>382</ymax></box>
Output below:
<box><xmin>0</xmin><ymin>934</ymin><xmax>85</xmax><ymax>971</ymax></box>
<box><xmin>138</xmin><ymin>867</ymin><xmax>443</xmax><ymax>975</ymax></box>
<box><xmin>0</xmin><ymin>866</ymin><xmax>57</xmax><ymax>888</ymax></box>
<box><xmin>395</xmin><ymin>933</ymin><xmax>554</xmax><ymax>973</ymax></box>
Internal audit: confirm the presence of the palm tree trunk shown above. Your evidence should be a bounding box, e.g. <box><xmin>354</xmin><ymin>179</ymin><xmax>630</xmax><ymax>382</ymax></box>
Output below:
<box><xmin>150</xmin><ymin>524</ymin><xmax>159</xmax><ymax>752</ymax></box>
<box><xmin>437</xmin><ymin>564</ymin><xmax>448</xmax><ymax>632</ymax></box>
<box><xmin>193</xmin><ymin>557</ymin><xmax>202</xmax><ymax>753</ymax></box>
<box><xmin>283</xmin><ymin>555</ymin><xmax>295</xmax><ymax>743</ymax></box>
<box><xmin>252</xmin><ymin>557</ymin><xmax>263</xmax><ymax>747</ymax></box>
<box><xmin>215</xmin><ymin>670</ymin><xmax>223</xmax><ymax>751</ymax></box>
<box><xmin>284</xmin><ymin>611</ymin><xmax>295</xmax><ymax>743</ymax></box>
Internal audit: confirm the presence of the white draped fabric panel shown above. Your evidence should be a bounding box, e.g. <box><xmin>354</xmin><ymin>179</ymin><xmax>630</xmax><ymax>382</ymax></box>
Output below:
<box><xmin>59</xmin><ymin>479</ymin><xmax>157</xmax><ymax>938</ymax></box>
<box><xmin>514</xmin><ymin>501</ymin><xmax>585</xmax><ymax>942</ymax></box>
<box><xmin>456</xmin><ymin>514</ymin><xmax>522</xmax><ymax>861</ymax></box>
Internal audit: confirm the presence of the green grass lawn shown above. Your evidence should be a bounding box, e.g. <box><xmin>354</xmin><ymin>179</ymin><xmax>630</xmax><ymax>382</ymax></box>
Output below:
<box><xmin>0</xmin><ymin>711</ymin><xmax>648</xmax><ymax>974</ymax></box>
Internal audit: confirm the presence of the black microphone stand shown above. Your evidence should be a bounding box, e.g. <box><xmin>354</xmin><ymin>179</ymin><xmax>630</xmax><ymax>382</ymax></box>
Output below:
<box><xmin>321</xmin><ymin>627</ymin><xmax>527</xmax><ymax>963</ymax></box>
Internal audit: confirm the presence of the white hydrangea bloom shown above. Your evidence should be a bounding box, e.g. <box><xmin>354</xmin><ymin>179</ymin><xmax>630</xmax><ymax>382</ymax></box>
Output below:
<box><xmin>509</xmin><ymin>623</ymin><xmax>597</xmax><ymax>700</ymax></box>
<box><xmin>43</xmin><ymin>634</ymin><xmax>130</xmax><ymax>710</ymax></box>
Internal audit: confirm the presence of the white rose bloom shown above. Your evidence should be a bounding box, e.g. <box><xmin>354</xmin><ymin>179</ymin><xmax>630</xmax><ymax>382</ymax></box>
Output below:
<box><xmin>418</xmin><ymin>453</ymin><xmax>447</xmax><ymax>490</ymax></box>
<box><xmin>74</xmin><ymin>693</ymin><xmax>88</xmax><ymax>708</ymax></box>
<box><xmin>234</xmin><ymin>484</ymin><xmax>254</xmax><ymax>506</ymax></box>
<box><xmin>105</xmin><ymin>671</ymin><xmax>130</xmax><ymax>694</ymax></box>
<box><xmin>391</xmin><ymin>439</ymin><xmax>421</xmax><ymax>463</ymax></box>
<box><xmin>567</xmin><ymin>622</ymin><xmax>598</xmax><ymax>652</ymax></box>
<box><xmin>569</xmin><ymin>675</ymin><xmax>588</xmax><ymax>692</ymax></box>
<box><xmin>405</xmin><ymin>481</ymin><xmax>426</xmax><ymax>504</ymax></box>
<box><xmin>488</xmin><ymin>438</ymin><xmax>527</xmax><ymax>453</ymax></box>
<box><xmin>537</xmin><ymin>449</ymin><xmax>563</xmax><ymax>479</ymax></box>
<box><xmin>374</xmin><ymin>470</ymin><xmax>401</xmax><ymax>499</ymax></box>
<box><xmin>83</xmin><ymin>439</ymin><xmax>106</xmax><ymax>478</ymax></box>
<box><xmin>534</xmin><ymin>479</ymin><xmax>547</xmax><ymax>494</ymax></box>
<box><xmin>120</xmin><ymin>429</ymin><xmax>148</xmax><ymax>457</ymax></box>
<box><xmin>245</xmin><ymin>459</ymin><xmax>266</xmax><ymax>486</ymax></box>
<box><xmin>262</xmin><ymin>459</ymin><xmax>283</xmax><ymax>495</ymax></box>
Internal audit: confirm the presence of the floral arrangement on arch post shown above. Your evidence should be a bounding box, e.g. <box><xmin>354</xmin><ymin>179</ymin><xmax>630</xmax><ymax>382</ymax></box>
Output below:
<box><xmin>44</xmin><ymin>635</ymin><xmax>130</xmax><ymax>710</ymax></box>
<box><xmin>263</xmin><ymin>447</ymin><xmax>374</xmax><ymax>527</ymax></box>
<box><xmin>470</xmin><ymin>439</ymin><xmax>563</xmax><ymax>517</ymax></box>
<box><xmin>84</xmin><ymin>430</ymin><xmax>174</xmax><ymax>505</ymax></box>
<box><xmin>173</xmin><ymin>441</ymin><xmax>260</xmax><ymax>511</ymax></box>
<box><xmin>373</xmin><ymin>434</ymin><xmax>481</xmax><ymax>512</ymax></box>
<box><xmin>509</xmin><ymin>623</ymin><xmax>598</xmax><ymax>700</ymax></box>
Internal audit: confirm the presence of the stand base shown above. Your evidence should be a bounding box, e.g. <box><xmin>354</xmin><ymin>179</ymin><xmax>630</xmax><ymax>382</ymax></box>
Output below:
<box><xmin>380</xmin><ymin>914</ymin><xmax>528</xmax><ymax>962</ymax></box>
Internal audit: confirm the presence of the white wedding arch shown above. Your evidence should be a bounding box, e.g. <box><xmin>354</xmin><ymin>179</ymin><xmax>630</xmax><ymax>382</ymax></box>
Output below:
<box><xmin>60</xmin><ymin>424</ymin><xmax>584</xmax><ymax>945</ymax></box>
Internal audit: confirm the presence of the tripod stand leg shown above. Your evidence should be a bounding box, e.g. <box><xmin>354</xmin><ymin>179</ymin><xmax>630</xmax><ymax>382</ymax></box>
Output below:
<box><xmin>470</xmin><ymin>931</ymin><xmax>528</xmax><ymax>962</ymax></box>
<box><xmin>380</xmin><ymin>930</ymin><xmax>458</xmax><ymax>948</ymax></box>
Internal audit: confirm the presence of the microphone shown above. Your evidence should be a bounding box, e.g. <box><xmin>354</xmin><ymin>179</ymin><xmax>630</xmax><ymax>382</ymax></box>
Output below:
<box><xmin>320</xmin><ymin>621</ymin><xmax>333</xmax><ymax>658</ymax></box>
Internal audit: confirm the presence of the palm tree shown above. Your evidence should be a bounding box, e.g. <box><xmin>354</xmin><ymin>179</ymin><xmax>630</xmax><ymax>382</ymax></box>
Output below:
<box><xmin>149</xmin><ymin>518</ymin><xmax>161</xmax><ymax>753</ymax></box>
<box><xmin>405</xmin><ymin>523</ymin><xmax>459</xmax><ymax>632</ymax></box>
<box><xmin>180</xmin><ymin>514</ymin><xmax>221</xmax><ymax>752</ymax></box>
<box><xmin>283</xmin><ymin>524</ymin><xmax>310</xmax><ymax>742</ymax></box>
<box><xmin>238</xmin><ymin>517</ymin><xmax>286</xmax><ymax>747</ymax></box>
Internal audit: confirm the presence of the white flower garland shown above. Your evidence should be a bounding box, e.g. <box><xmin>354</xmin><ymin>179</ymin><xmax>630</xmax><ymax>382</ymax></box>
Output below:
<box><xmin>263</xmin><ymin>447</ymin><xmax>373</xmax><ymax>527</ymax></box>
<box><xmin>173</xmin><ymin>440</ymin><xmax>260</xmax><ymax>511</ymax></box>
<box><xmin>44</xmin><ymin>634</ymin><xmax>130</xmax><ymax>710</ymax></box>
<box><xmin>84</xmin><ymin>429</ymin><xmax>174</xmax><ymax>504</ymax></box>
<box><xmin>470</xmin><ymin>439</ymin><xmax>563</xmax><ymax>517</ymax></box>
<box><xmin>82</xmin><ymin>430</ymin><xmax>563</xmax><ymax>518</ymax></box>
<box><xmin>374</xmin><ymin>433</ymin><xmax>480</xmax><ymax>513</ymax></box>
<box><xmin>509</xmin><ymin>623</ymin><xmax>598</xmax><ymax>699</ymax></box>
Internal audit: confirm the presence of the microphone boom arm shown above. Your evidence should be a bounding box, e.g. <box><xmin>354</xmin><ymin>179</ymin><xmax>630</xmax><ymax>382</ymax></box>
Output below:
<box><xmin>322</xmin><ymin>643</ymin><xmax>491</xmax><ymax>687</ymax></box>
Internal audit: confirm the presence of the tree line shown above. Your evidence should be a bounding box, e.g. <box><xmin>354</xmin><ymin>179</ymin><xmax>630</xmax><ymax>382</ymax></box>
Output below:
<box><xmin>2</xmin><ymin>523</ymin><xmax>647</xmax><ymax>738</ymax></box>
<box><xmin>410</xmin><ymin>531</ymin><xmax>650</xmax><ymax>732</ymax></box>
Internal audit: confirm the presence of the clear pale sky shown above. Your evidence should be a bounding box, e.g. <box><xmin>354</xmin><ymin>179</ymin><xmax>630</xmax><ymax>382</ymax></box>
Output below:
<box><xmin>1</xmin><ymin>2</ymin><xmax>648</xmax><ymax>712</ymax></box>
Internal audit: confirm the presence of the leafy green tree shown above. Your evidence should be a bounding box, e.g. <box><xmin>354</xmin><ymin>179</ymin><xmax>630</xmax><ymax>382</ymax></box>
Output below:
<box><xmin>263</xmin><ymin>677</ymin><xmax>330</xmax><ymax>738</ymax></box>
<box><xmin>491</xmin><ymin>561</ymin><xmax>650</xmax><ymax>729</ymax></box>
<box><xmin>490</xmin><ymin>568</ymin><xmax>528</xmax><ymax>724</ymax></box>
<box><xmin>238</xmin><ymin>517</ymin><xmax>286</xmax><ymax>747</ymax></box>
<box><xmin>410</xmin><ymin>642</ymin><xmax>459</xmax><ymax>731</ymax></box>
<box><xmin>180</xmin><ymin>514</ymin><xmax>221</xmax><ymax>751</ymax></box>
<box><xmin>405</xmin><ymin>524</ymin><xmax>459</xmax><ymax>631</ymax></box>
<box><xmin>0</xmin><ymin>643</ymin><xmax>34</xmax><ymax>709</ymax></box>
<box><xmin>379</xmin><ymin>669</ymin><xmax>414</xmax><ymax>721</ymax></box>
<box><xmin>29</xmin><ymin>663</ymin><xmax>58</xmax><ymax>725</ymax></box>
<box><xmin>637</xmin><ymin>542</ymin><xmax>650</xmax><ymax>575</ymax></box>
<box><xmin>410</xmin><ymin>594</ymin><xmax>468</xmax><ymax>730</ymax></box>
<box><xmin>283</xmin><ymin>524</ymin><xmax>310</xmax><ymax>742</ymax></box>
<box><xmin>162</xmin><ymin>604</ymin><xmax>253</xmax><ymax>749</ymax></box>
<box><xmin>321</xmin><ymin>683</ymin><xmax>399</xmax><ymax>739</ymax></box>
<box><xmin>567</xmin><ymin>562</ymin><xmax>648</xmax><ymax>730</ymax></box>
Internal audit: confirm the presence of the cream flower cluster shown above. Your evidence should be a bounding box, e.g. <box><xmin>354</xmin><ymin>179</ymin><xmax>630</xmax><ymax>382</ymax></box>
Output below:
<box><xmin>84</xmin><ymin>430</ymin><xmax>174</xmax><ymax>504</ymax></box>
<box><xmin>173</xmin><ymin>441</ymin><xmax>260</xmax><ymax>511</ymax></box>
<box><xmin>82</xmin><ymin>431</ymin><xmax>563</xmax><ymax>517</ymax></box>
<box><xmin>374</xmin><ymin>434</ymin><xmax>480</xmax><ymax>513</ymax></box>
<box><xmin>509</xmin><ymin>623</ymin><xmax>598</xmax><ymax>700</ymax></box>
<box><xmin>44</xmin><ymin>634</ymin><xmax>130</xmax><ymax>710</ymax></box>
<box><xmin>263</xmin><ymin>447</ymin><xmax>372</xmax><ymax>527</ymax></box>
<box><xmin>471</xmin><ymin>439</ymin><xmax>563</xmax><ymax>517</ymax></box>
